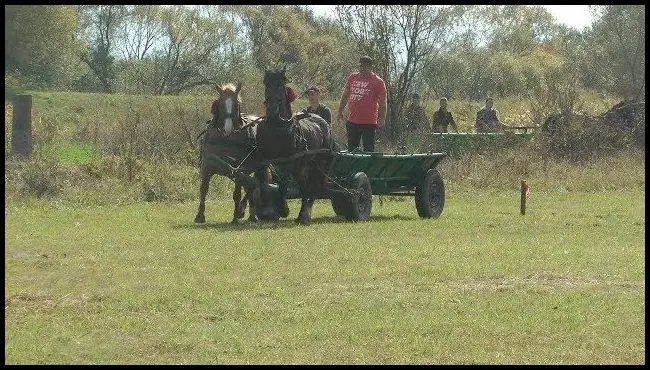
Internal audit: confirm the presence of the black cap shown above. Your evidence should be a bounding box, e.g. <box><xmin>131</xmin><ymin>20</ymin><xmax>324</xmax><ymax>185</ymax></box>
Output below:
<box><xmin>305</xmin><ymin>86</ymin><xmax>321</xmax><ymax>94</ymax></box>
<box><xmin>359</xmin><ymin>56</ymin><xmax>373</xmax><ymax>65</ymax></box>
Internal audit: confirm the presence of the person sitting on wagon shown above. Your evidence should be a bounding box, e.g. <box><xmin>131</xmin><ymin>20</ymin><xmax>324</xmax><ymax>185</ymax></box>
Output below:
<box><xmin>404</xmin><ymin>93</ymin><xmax>429</xmax><ymax>133</ymax></box>
<box><xmin>431</xmin><ymin>97</ymin><xmax>458</xmax><ymax>133</ymax></box>
<box><xmin>475</xmin><ymin>97</ymin><xmax>501</xmax><ymax>133</ymax></box>
<box><xmin>301</xmin><ymin>86</ymin><xmax>332</xmax><ymax>125</ymax></box>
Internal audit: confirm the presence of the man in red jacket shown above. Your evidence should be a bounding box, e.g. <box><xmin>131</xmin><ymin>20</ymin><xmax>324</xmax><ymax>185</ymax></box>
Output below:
<box><xmin>336</xmin><ymin>56</ymin><xmax>387</xmax><ymax>152</ymax></box>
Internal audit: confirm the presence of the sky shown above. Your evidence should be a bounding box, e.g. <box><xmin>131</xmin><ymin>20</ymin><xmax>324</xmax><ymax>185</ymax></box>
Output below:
<box><xmin>310</xmin><ymin>5</ymin><xmax>595</xmax><ymax>31</ymax></box>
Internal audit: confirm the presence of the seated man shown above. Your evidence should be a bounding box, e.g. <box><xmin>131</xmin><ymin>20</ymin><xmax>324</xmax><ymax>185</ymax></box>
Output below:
<box><xmin>431</xmin><ymin>97</ymin><xmax>458</xmax><ymax>133</ymax></box>
<box><xmin>404</xmin><ymin>93</ymin><xmax>429</xmax><ymax>133</ymax></box>
<box><xmin>475</xmin><ymin>97</ymin><xmax>501</xmax><ymax>133</ymax></box>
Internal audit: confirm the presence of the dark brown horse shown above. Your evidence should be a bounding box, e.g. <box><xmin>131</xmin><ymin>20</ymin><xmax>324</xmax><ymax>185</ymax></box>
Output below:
<box><xmin>255</xmin><ymin>67</ymin><xmax>335</xmax><ymax>225</ymax></box>
<box><xmin>194</xmin><ymin>82</ymin><xmax>266</xmax><ymax>224</ymax></box>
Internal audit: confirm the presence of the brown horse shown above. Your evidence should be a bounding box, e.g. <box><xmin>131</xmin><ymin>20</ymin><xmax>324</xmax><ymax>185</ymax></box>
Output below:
<box><xmin>255</xmin><ymin>66</ymin><xmax>335</xmax><ymax>225</ymax></box>
<box><xmin>194</xmin><ymin>82</ymin><xmax>266</xmax><ymax>224</ymax></box>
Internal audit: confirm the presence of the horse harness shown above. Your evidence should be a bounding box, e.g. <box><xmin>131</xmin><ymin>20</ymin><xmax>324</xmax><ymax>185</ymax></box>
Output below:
<box><xmin>290</xmin><ymin>112</ymin><xmax>313</xmax><ymax>151</ymax></box>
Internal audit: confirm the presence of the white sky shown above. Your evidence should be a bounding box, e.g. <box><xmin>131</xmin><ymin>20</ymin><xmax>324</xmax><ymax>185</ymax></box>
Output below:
<box><xmin>542</xmin><ymin>5</ymin><xmax>594</xmax><ymax>30</ymax></box>
<box><xmin>310</xmin><ymin>5</ymin><xmax>595</xmax><ymax>31</ymax></box>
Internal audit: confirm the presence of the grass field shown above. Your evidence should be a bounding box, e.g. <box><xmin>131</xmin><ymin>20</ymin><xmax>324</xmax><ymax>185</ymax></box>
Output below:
<box><xmin>4</xmin><ymin>88</ymin><xmax>644</xmax><ymax>364</ymax></box>
<box><xmin>5</xmin><ymin>190</ymin><xmax>645</xmax><ymax>364</ymax></box>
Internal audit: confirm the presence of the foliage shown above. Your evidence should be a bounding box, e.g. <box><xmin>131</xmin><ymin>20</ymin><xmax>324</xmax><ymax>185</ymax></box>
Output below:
<box><xmin>77</xmin><ymin>5</ymin><xmax>128</xmax><ymax>93</ymax></box>
<box><xmin>224</xmin><ymin>5</ymin><xmax>351</xmax><ymax>100</ymax></box>
<box><xmin>5</xmin><ymin>90</ymin><xmax>623</xmax><ymax>167</ymax></box>
<box><xmin>6</xmin><ymin>151</ymin><xmax>63</xmax><ymax>198</ymax></box>
<box><xmin>538</xmin><ymin>101</ymin><xmax>645</xmax><ymax>161</ymax></box>
<box><xmin>4</xmin><ymin>4</ymin><xmax>644</xmax><ymax>114</ymax></box>
<box><xmin>526</xmin><ymin>52</ymin><xmax>583</xmax><ymax>127</ymax></box>
<box><xmin>5</xmin><ymin>5</ymin><xmax>83</xmax><ymax>90</ymax></box>
<box><xmin>583</xmin><ymin>5</ymin><xmax>645</xmax><ymax>100</ymax></box>
<box><xmin>334</xmin><ymin>5</ymin><xmax>464</xmax><ymax>141</ymax></box>
<box><xmin>482</xmin><ymin>5</ymin><xmax>557</xmax><ymax>56</ymax></box>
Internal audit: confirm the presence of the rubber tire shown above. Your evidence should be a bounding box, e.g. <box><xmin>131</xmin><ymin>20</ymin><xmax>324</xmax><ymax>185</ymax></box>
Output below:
<box><xmin>275</xmin><ymin>181</ymin><xmax>290</xmax><ymax>218</ymax></box>
<box><xmin>345</xmin><ymin>172</ymin><xmax>372</xmax><ymax>221</ymax></box>
<box><xmin>331</xmin><ymin>190</ymin><xmax>347</xmax><ymax>216</ymax></box>
<box><xmin>257</xmin><ymin>184</ymin><xmax>283</xmax><ymax>221</ymax></box>
<box><xmin>274</xmin><ymin>194</ymin><xmax>290</xmax><ymax>218</ymax></box>
<box><xmin>414</xmin><ymin>168</ymin><xmax>445</xmax><ymax>218</ymax></box>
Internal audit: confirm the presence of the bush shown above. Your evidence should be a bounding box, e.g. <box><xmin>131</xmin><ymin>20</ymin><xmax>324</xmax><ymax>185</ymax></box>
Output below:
<box><xmin>539</xmin><ymin>100</ymin><xmax>645</xmax><ymax>160</ymax></box>
<box><xmin>138</xmin><ymin>162</ymin><xmax>203</xmax><ymax>203</ymax></box>
<box><xmin>10</xmin><ymin>154</ymin><xmax>63</xmax><ymax>198</ymax></box>
<box><xmin>82</xmin><ymin>155</ymin><xmax>145</xmax><ymax>182</ymax></box>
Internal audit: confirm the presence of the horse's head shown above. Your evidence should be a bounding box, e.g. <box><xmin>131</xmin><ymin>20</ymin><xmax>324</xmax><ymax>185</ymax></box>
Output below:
<box><xmin>212</xmin><ymin>82</ymin><xmax>243</xmax><ymax>135</ymax></box>
<box><xmin>263</xmin><ymin>66</ymin><xmax>293</xmax><ymax>122</ymax></box>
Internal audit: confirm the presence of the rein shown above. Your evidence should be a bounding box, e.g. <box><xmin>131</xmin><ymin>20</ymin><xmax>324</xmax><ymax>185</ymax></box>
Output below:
<box><xmin>235</xmin><ymin>115</ymin><xmax>264</xmax><ymax>134</ymax></box>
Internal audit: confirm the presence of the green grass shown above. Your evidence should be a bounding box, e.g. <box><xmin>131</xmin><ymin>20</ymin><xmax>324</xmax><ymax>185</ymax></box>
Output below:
<box><xmin>4</xmin><ymin>89</ymin><xmax>644</xmax><ymax>363</ymax></box>
<box><xmin>57</xmin><ymin>143</ymin><xmax>100</xmax><ymax>165</ymax></box>
<box><xmin>5</xmin><ymin>191</ymin><xmax>644</xmax><ymax>364</ymax></box>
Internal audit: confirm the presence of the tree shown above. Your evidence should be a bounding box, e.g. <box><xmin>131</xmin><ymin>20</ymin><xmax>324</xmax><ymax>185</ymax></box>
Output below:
<box><xmin>226</xmin><ymin>5</ymin><xmax>355</xmax><ymax>101</ymax></box>
<box><xmin>423</xmin><ymin>5</ymin><xmax>572</xmax><ymax>101</ymax></box>
<box><xmin>5</xmin><ymin>5</ymin><xmax>82</xmax><ymax>89</ymax></box>
<box><xmin>117</xmin><ymin>5</ymin><xmax>164</xmax><ymax>61</ymax></box>
<box><xmin>484</xmin><ymin>5</ymin><xmax>556</xmax><ymax>56</ymax></box>
<box><xmin>585</xmin><ymin>5</ymin><xmax>645</xmax><ymax>100</ymax></box>
<box><xmin>150</xmin><ymin>6</ymin><xmax>240</xmax><ymax>95</ymax></box>
<box><xmin>77</xmin><ymin>5</ymin><xmax>128</xmax><ymax>93</ymax></box>
<box><xmin>335</xmin><ymin>5</ymin><xmax>463</xmax><ymax>139</ymax></box>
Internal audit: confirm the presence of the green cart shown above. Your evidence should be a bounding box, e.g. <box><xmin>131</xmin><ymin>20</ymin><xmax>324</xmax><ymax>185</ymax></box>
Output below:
<box><xmin>264</xmin><ymin>149</ymin><xmax>448</xmax><ymax>222</ymax></box>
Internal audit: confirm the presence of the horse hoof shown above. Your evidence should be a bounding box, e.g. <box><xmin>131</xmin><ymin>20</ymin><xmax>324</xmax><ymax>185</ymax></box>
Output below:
<box><xmin>296</xmin><ymin>217</ymin><xmax>311</xmax><ymax>226</ymax></box>
<box><xmin>230</xmin><ymin>218</ymin><xmax>243</xmax><ymax>225</ymax></box>
<box><xmin>248</xmin><ymin>216</ymin><xmax>260</xmax><ymax>223</ymax></box>
<box><xmin>194</xmin><ymin>215</ymin><xmax>205</xmax><ymax>224</ymax></box>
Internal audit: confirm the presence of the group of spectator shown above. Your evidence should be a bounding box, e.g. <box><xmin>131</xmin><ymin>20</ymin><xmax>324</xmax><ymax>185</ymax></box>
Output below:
<box><xmin>405</xmin><ymin>95</ymin><xmax>502</xmax><ymax>134</ymax></box>
<box><xmin>212</xmin><ymin>55</ymin><xmax>503</xmax><ymax>152</ymax></box>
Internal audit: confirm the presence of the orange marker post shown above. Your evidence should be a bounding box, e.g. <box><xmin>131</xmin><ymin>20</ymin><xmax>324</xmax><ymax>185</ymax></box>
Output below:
<box><xmin>520</xmin><ymin>180</ymin><xmax>529</xmax><ymax>215</ymax></box>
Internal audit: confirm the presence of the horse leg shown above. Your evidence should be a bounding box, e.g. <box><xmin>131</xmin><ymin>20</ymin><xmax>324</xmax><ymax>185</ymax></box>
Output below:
<box><xmin>232</xmin><ymin>181</ymin><xmax>246</xmax><ymax>223</ymax></box>
<box><xmin>194</xmin><ymin>174</ymin><xmax>211</xmax><ymax>224</ymax></box>
<box><xmin>297</xmin><ymin>197</ymin><xmax>315</xmax><ymax>225</ymax></box>
<box><xmin>297</xmin><ymin>159</ymin><xmax>329</xmax><ymax>226</ymax></box>
<box><xmin>246</xmin><ymin>179</ymin><xmax>260</xmax><ymax>223</ymax></box>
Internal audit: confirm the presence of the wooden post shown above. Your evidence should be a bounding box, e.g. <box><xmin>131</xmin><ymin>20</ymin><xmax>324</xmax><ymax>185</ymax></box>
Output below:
<box><xmin>11</xmin><ymin>94</ymin><xmax>33</xmax><ymax>157</ymax></box>
<box><xmin>520</xmin><ymin>180</ymin><xmax>528</xmax><ymax>215</ymax></box>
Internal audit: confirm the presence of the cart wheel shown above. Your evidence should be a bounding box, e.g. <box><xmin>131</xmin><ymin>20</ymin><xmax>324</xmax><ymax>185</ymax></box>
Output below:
<box><xmin>274</xmin><ymin>194</ymin><xmax>290</xmax><ymax>218</ymax></box>
<box><xmin>330</xmin><ymin>188</ymin><xmax>348</xmax><ymax>216</ymax></box>
<box><xmin>415</xmin><ymin>168</ymin><xmax>445</xmax><ymax>218</ymax></box>
<box><xmin>258</xmin><ymin>183</ymin><xmax>286</xmax><ymax>221</ymax></box>
<box><xmin>276</xmin><ymin>182</ymin><xmax>290</xmax><ymax>218</ymax></box>
<box><xmin>345</xmin><ymin>172</ymin><xmax>372</xmax><ymax>221</ymax></box>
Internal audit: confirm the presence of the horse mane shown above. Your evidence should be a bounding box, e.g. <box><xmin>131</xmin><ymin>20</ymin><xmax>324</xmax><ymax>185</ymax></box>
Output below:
<box><xmin>219</xmin><ymin>82</ymin><xmax>242</xmax><ymax>103</ymax></box>
<box><xmin>263</xmin><ymin>69</ymin><xmax>295</xmax><ymax>119</ymax></box>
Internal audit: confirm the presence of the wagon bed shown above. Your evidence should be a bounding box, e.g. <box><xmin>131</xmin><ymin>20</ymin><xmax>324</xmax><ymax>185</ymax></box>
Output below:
<box><xmin>260</xmin><ymin>149</ymin><xmax>448</xmax><ymax>221</ymax></box>
<box><xmin>330</xmin><ymin>151</ymin><xmax>446</xmax><ymax>195</ymax></box>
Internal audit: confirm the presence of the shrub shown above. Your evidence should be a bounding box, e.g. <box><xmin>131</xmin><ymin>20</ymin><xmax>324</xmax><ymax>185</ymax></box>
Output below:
<box><xmin>12</xmin><ymin>153</ymin><xmax>63</xmax><ymax>198</ymax></box>
<box><xmin>539</xmin><ymin>100</ymin><xmax>644</xmax><ymax>160</ymax></box>
<box><xmin>138</xmin><ymin>162</ymin><xmax>202</xmax><ymax>203</ymax></box>
<box><xmin>82</xmin><ymin>155</ymin><xmax>145</xmax><ymax>182</ymax></box>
